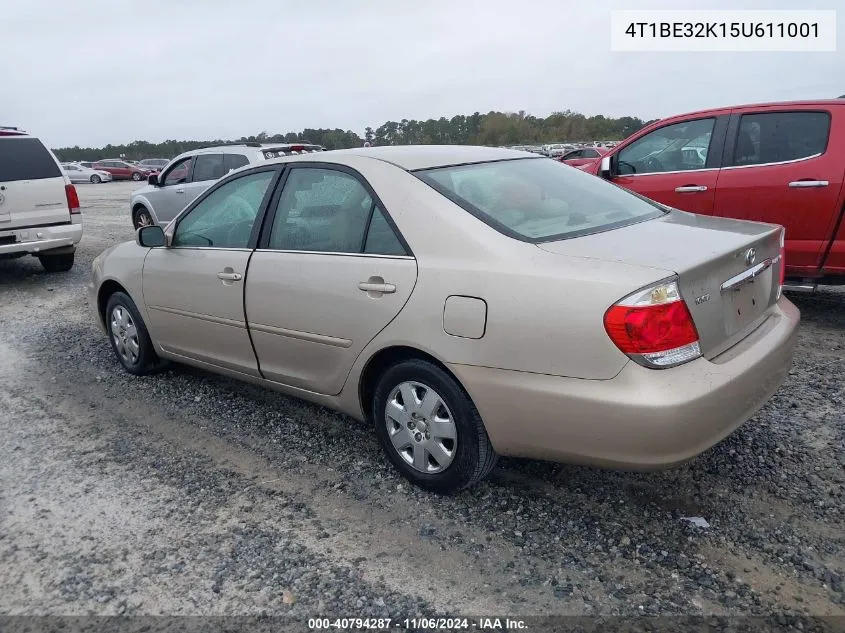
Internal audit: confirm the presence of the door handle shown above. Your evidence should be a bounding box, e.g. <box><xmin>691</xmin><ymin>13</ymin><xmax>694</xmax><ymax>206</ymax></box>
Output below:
<box><xmin>175</xmin><ymin>188</ymin><xmax>185</xmax><ymax>193</ymax></box>
<box><xmin>788</xmin><ymin>180</ymin><xmax>828</xmax><ymax>188</ymax></box>
<box><xmin>217</xmin><ymin>271</ymin><xmax>243</xmax><ymax>281</ymax></box>
<box><xmin>358</xmin><ymin>281</ymin><xmax>396</xmax><ymax>294</ymax></box>
<box><xmin>675</xmin><ymin>185</ymin><xmax>707</xmax><ymax>193</ymax></box>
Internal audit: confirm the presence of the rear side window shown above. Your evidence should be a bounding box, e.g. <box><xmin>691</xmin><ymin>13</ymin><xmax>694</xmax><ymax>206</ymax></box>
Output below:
<box><xmin>192</xmin><ymin>154</ymin><xmax>226</xmax><ymax>181</ymax></box>
<box><xmin>732</xmin><ymin>111</ymin><xmax>830</xmax><ymax>166</ymax></box>
<box><xmin>417</xmin><ymin>157</ymin><xmax>665</xmax><ymax>242</ymax></box>
<box><xmin>0</xmin><ymin>138</ymin><xmax>61</xmax><ymax>181</ymax></box>
<box><xmin>224</xmin><ymin>153</ymin><xmax>250</xmax><ymax>173</ymax></box>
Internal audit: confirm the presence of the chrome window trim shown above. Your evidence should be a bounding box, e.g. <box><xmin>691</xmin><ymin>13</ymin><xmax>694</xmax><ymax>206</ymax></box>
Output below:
<box><xmin>722</xmin><ymin>152</ymin><xmax>822</xmax><ymax>171</ymax></box>
<box><xmin>254</xmin><ymin>249</ymin><xmax>415</xmax><ymax>260</ymax></box>
<box><xmin>166</xmin><ymin>247</ymin><xmax>253</xmax><ymax>252</ymax></box>
<box><xmin>615</xmin><ymin>167</ymin><xmax>719</xmax><ymax>178</ymax></box>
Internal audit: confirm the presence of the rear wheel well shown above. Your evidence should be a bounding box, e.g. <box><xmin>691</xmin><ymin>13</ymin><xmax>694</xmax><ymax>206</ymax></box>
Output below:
<box><xmin>97</xmin><ymin>280</ymin><xmax>129</xmax><ymax>325</ymax></box>
<box><xmin>359</xmin><ymin>346</ymin><xmax>468</xmax><ymax>421</ymax></box>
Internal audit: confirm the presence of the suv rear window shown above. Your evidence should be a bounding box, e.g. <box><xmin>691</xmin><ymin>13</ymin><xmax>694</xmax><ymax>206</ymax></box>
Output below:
<box><xmin>0</xmin><ymin>137</ymin><xmax>62</xmax><ymax>181</ymax></box>
<box><xmin>416</xmin><ymin>158</ymin><xmax>666</xmax><ymax>242</ymax></box>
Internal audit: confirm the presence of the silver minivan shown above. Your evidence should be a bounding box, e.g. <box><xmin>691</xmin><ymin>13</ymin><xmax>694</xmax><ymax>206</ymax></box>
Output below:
<box><xmin>129</xmin><ymin>143</ymin><xmax>325</xmax><ymax>228</ymax></box>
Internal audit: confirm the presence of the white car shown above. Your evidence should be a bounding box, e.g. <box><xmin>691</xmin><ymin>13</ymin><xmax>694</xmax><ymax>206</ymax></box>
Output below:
<box><xmin>61</xmin><ymin>162</ymin><xmax>113</xmax><ymax>184</ymax></box>
<box><xmin>0</xmin><ymin>127</ymin><xmax>83</xmax><ymax>271</ymax></box>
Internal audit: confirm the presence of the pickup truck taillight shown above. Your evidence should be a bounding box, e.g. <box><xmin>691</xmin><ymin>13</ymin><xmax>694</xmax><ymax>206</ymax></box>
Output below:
<box><xmin>604</xmin><ymin>279</ymin><xmax>701</xmax><ymax>369</ymax></box>
<box><xmin>66</xmin><ymin>184</ymin><xmax>80</xmax><ymax>214</ymax></box>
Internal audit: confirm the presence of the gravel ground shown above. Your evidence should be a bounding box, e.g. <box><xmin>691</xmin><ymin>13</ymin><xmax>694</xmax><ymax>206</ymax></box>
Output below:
<box><xmin>0</xmin><ymin>181</ymin><xmax>843</xmax><ymax>626</ymax></box>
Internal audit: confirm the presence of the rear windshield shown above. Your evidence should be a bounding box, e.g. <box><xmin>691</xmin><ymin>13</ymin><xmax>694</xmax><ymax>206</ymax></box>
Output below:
<box><xmin>0</xmin><ymin>137</ymin><xmax>62</xmax><ymax>181</ymax></box>
<box><xmin>416</xmin><ymin>157</ymin><xmax>665</xmax><ymax>242</ymax></box>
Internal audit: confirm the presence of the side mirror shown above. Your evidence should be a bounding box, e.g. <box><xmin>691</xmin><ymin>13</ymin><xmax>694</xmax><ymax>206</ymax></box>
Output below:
<box><xmin>147</xmin><ymin>173</ymin><xmax>159</xmax><ymax>186</ymax></box>
<box><xmin>599</xmin><ymin>155</ymin><xmax>613</xmax><ymax>179</ymax></box>
<box><xmin>136</xmin><ymin>225</ymin><xmax>166</xmax><ymax>248</ymax></box>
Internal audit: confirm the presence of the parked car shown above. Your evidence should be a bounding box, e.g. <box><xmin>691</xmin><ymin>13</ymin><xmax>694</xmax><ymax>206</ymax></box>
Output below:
<box><xmin>0</xmin><ymin>127</ymin><xmax>82</xmax><ymax>271</ymax></box>
<box><xmin>138</xmin><ymin>158</ymin><xmax>169</xmax><ymax>173</ymax></box>
<box><xmin>558</xmin><ymin>146</ymin><xmax>608</xmax><ymax>167</ymax></box>
<box><xmin>91</xmin><ymin>159</ymin><xmax>151</xmax><ymax>182</ymax></box>
<box><xmin>579</xmin><ymin>100</ymin><xmax>845</xmax><ymax>288</ymax></box>
<box><xmin>79</xmin><ymin>161</ymin><xmax>95</xmax><ymax>169</ymax></box>
<box><xmin>129</xmin><ymin>143</ymin><xmax>325</xmax><ymax>228</ymax></box>
<box><xmin>542</xmin><ymin>143</ymin><xmax>573</xmax><ymax>158</ymax></box>
<box><xmin>91</xmin><ymin>145</ymin><xmax>798</xmax><ymax>493</ymax></box>
<box><xmin>61</xmin><ymin>162</ymin><xmax>112</xmax><ymax>184</ymax></box>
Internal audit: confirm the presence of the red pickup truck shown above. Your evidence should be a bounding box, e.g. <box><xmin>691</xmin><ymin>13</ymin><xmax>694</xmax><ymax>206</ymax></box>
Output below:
<box><xmin>578</xmin><ymin>100</ymin><xmax>845</xmax><ymax>289</ymax></box>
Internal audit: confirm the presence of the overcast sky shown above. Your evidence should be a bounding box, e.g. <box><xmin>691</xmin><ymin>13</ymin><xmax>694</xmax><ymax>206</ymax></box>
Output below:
<box><xmin>1</xmin><ymin>0</ymin><xmax>842</xmax><ymax>147</ymax></box>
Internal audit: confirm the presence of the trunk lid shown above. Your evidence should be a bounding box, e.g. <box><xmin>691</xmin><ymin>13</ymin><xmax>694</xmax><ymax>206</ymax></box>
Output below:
<box><xmin>537</xmin><ymin>210</ymin><xmax>783</xmax><ymax>359</ymax></box>
<box><xmin>0</xmin><ymin>136</ymin><xmax>70</xmax><ymax>230</ymax></box>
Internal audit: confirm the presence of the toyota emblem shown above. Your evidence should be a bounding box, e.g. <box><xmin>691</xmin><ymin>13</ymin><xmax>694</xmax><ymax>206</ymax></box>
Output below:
<box><xmin>745</xmin><ymin>248</ymin><xmax>757</xmax><ymax>266</ymax></box>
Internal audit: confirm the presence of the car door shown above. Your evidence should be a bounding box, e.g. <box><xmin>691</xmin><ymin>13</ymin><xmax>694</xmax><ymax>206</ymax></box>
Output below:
<box><xmin>185</xmin><ymin>153</ymin><xmax>226</xmax><ymax>204</ymax></box>
<box><xmin>149</xmin><ymin>156</ymin><xmax>195</xmax><ymax>225</ymax></box>
<box><xmin>606</xmin><ymin>116</ymin><xmax>728</xmax><ymax>215</ymax></box>
<box><xmin>714</xmin><ymin>107</ymin><xmax>843</xmax><ymax>274</ymax></box>
<box><xmin>245</xmin><ymin>165</ymin><xmax>417</xmax><ymax>395</ymax></box>
<box><xmin>142</xmin><ymin>167</ymin><xmax>279</xmax><ymax>375</ymax></box>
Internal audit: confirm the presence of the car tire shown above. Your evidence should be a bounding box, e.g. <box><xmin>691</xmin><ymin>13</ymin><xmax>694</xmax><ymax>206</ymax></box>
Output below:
<box><xmin>90</xmin><ymin>174</ymin><xmax>102</xmax><ymax>184</ymax></box>
<box><xmin>372</xmin><ymin>359</ymin><xmax>497</xmax><ymax>494</ymax></box>
<box><xmin>131</xmin><ymin>172</ymin><xmax>142</xmax><ymax>181</ymax></box>
<box><xmin>104</xmin><ymin>291</ymin><xmax>164</xmax><ymax>375</ymax></box>
<box><xmin>38</xmin><ymin>252</ymin><xmax>74</xmax><ymax>272</ymax></box>
<box><xmin>133</xmin><ymin>206</ymin><xmax>153</xmax><ymax>229</ymax></box>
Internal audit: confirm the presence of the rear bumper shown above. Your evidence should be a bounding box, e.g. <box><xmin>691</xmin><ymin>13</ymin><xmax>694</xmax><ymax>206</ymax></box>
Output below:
<box><xmin>449</xmin><ymin>297</ymin><xmax>800</xmax><ymax>469</ymax></box>
<box><xmin>0</xmin><ymin>222</ymin><xmax>83</xmax><ymax>255</ymax></box>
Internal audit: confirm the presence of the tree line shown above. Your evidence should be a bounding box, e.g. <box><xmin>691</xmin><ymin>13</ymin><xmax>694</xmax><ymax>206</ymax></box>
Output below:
<box><xmin>53</xmin><ymin>109</ymin><xmax>655</xmax><ymax>162</ymax></box>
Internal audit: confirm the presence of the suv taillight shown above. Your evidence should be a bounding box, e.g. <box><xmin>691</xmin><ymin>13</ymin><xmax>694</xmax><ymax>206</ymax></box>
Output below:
<box><xmin>65</xmin><ymin>184</ymin><xmax>80</xmax><ymax>214</ymax></box>
<box><xmin>604</xmin><ymin>279</ymin><xmax>701</xmax><ymax>369</ymax></box>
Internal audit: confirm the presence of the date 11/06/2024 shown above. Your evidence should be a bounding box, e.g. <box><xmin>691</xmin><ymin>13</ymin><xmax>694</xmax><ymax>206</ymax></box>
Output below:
<box><xmin>308</xmin><ymin>617</ymin><xmax>528</xmax><ymax>630</ymax></box>
<box><xmin>623</xmin><ymin>21</ymin><xmax>819</xmax><ymax>39</ymax></box>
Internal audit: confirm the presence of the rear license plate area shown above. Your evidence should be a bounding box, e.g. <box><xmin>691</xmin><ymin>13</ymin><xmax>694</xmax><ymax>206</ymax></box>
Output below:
<box><xmin>0</xmin><ymin>235</ymin><xmax>16</xmax><ymax>246</ymax></box>
<box><xmin>723</xmin><ymin>271</ymin><xmax>771</xmax><ymax>336</ymax></box>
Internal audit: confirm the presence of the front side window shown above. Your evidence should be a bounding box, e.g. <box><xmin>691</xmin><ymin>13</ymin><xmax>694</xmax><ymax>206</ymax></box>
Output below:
<box><xmin>562</xmin><ymin>150</ymin><xmax>582</xmax><ymax>160</ymax></box>
<box><xmin>732</xmin><ymin>111</ymin><xmax>830</xmax><ymax>167</ymax></box>
<box><xmin>192</xmin><ymin>154</ymin><xmax>227</xmax><ymax>182</ymax></box>
<box><xmin>162</xmin><ymin>156</ymin><xmax>194</xmax><ymax>186</ymax></box>
<box><xmin>617</xmin><ymin>118</ymin><xmax>715</xmax><ymax>175</ymax></box>
<box><xmin>417</xmin><ymin>157</ymin><xmax>665</xmax><ymax>242</ymax></box>
<box><xmin>172</xmin><ymin>170</ymin><xmax>275</xmax><ymax>248</ymax></box>
<box><xmin>582</xmin><ymin>149</ymin><xmax>601</xmax><ymax>158</ymax></box>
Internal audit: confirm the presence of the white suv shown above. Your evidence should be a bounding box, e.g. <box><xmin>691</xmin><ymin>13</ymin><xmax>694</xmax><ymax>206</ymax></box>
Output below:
<box><xmin>130</xmin><ymin>142</ymin><xmax>325</xmax><ymax>228</ymax></box>
<box><xmin>0</xmin><ymin>127</ymin><xmax>82</xmax><ymax>272</ymax></box>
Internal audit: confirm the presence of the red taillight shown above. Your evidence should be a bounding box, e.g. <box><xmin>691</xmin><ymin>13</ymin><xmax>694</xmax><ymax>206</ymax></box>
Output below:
<box><xmin>65</xmin><ymin>184</ymin><xmax>80</xmax><ymax>214</ymax></box>
<box><xmin>604</xmin><ymin>279</ymin><xmax>701</xmax><ymax>368</ymax></box>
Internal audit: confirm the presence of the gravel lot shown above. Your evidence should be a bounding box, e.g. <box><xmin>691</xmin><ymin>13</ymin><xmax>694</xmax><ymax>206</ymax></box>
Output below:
<box><xmin>1</xmin><ymin>181</ymin><xmax>843</xmax><ymax>624</ymax></box>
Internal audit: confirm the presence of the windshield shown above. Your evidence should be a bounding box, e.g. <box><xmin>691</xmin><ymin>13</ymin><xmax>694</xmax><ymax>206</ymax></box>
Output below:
<box><xmin>416</xmin><ymin>157</ymin><xmax>666</xmax><ymax>242</ymax></box>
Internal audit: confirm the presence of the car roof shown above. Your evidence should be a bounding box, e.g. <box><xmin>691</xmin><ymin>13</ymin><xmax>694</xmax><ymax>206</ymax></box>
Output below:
<box><xmin>276</xmin><ymin>145</ymin><xmax>542</xmax><ymax>171</ymax></box>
